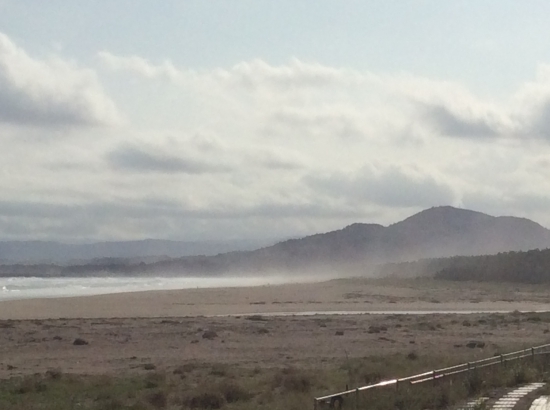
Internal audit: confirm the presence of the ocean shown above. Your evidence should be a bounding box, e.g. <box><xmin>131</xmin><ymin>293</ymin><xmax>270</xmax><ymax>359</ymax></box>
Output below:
<box><xmin>0</xmin><ymin>275</ymin><xmax>306</xmax><ymax>302</ymax></box>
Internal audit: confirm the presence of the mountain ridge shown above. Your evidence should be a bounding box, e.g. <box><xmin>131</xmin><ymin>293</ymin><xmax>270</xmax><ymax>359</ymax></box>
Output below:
<box><xmin>0</xmin><ymin>238</ymin><xmax>280</xmax><ymax>265</ymax></box>
<box><xmin>1</xmin><ymin>206</ymin><xmax>549</xmax><ymax>277</ymax></box>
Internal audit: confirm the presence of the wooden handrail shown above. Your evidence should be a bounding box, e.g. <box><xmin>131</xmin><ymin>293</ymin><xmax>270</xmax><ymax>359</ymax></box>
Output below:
<box><xmin>313</xmin><ymin>343</ymin><xmax>550</xmax><ymax>408</ymax></box>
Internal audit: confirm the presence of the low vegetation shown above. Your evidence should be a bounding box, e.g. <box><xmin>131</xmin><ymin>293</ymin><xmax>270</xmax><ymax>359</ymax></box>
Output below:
<box><xmin>3</xmin><ymin>299</ymin><xmax>550</xmax><ymax>409</ymax></box>
<box><xmin>339</xmin><ymin>356</ymin><xmax>550</xmax><ymax>410</ymax></box>
<box><xmin>1</xmin><ymin>348</ymin><xmax>550</xmax><ymax>410</ymax></box>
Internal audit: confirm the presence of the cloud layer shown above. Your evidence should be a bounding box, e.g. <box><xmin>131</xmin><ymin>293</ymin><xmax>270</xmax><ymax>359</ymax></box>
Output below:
<box><xmin>0</xmin><ymin>33</ymin><xmax>120</xmax><ymax>127</ymax></box>
<box><xmin>2</xmin><ymin>33</ymin><xmax>550</xmax><ymax>242</ymax></box>
<box><xmin>98</xmin><ymin>52</ymin><xmax>550</xmax><ymax>141</ymax></box>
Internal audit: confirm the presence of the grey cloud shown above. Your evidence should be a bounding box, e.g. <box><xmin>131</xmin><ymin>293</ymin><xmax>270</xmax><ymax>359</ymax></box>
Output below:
<box><xmin>259</xmin><ymin>157</ymin><xmax>303</xmax><ymax>170</ymax></box>
<box><xmin>510</xmin><ymin>194</ymin><xmax>550</xmax><ymax>213</ymax></box>
<box><xmin>0</xmin><ymin>198</ymin><xmax>365</xmax><ymax>241</ymax></box>
<box><xmin>266</xmin><ymin>109</ymin><xmax>365</xmax><ymax>140</ymax></box>
<box><xmin>460</xmin><ymin>191</ymin><xmax>506</xmax><ymax>216</ymax></box>
<box><xmin>0</xmin><ymin>201</ymin><xmax>76</xmax><ymax>219</ymax></box>
<box><xmin>463</xmin><ymin>190</ymin><xmax>550</xmax><ymax>215</ymax></box>
<box><xmin>0</xmin><ymin>89</ymin><xmax>92</xmax><ymax>127</ymax></box>
<box><xmin>527</xmin><ymin>99</ymin><xmax>550</xmax><ymax>139</ymax></box>
<box><xmin>421</xmin><ymin>104</ymin><xmax>500</xmax><ymax>138</ymax></box>
<box><xmin>306</xmin><ymin>167</ymin><xmax>456</xmax><ymax>208</ymax></box>
<box><xmin>0</xmin><ymin>32</ymin><xmax>120</xmax><ymax>127</ymax></box>
<box><xmin>241</xmin><ymin>203</ymin><xmax>363</xmax><ymax>219</ymax></box>
<box><xmin>249</xmin><ymin>149</ymin><xmax>305</xmax><ymax>170</ymax></box>
<box><xmin>415</xmin><ymin>79</ymin><xmax>550</xmax><ymax>141</ymax></box>
<box><xmin>107</xmin><ymin>145</ymin><xmax>228</xmax><ymax>174</ymax></box>
<box><xmin>0</xmin><ymin>199</ymin><xmax>361</xmax><ymax>224</ymax></box>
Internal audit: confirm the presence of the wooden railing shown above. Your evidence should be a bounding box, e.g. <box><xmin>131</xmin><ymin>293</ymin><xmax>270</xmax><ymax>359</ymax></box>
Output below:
<box><xmin>313</xmin><ymin>343</ymin><xmax>550</xmax><ymax>409</ymax></box>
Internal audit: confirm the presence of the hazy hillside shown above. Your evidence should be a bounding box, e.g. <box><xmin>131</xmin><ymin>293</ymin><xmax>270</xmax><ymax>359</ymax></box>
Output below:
<box><xmin>226</xmin><ymin>206</ymin><xmax>550</xmax><ymax>273</ymax></box>
<box><xmin>2</xmin><ymin>206</ymin><xmax>549</xmax><ymax>277</ymax></box>
<box><xmin>0</xmin><ymin>238</ymin><xmax>278</xmax><ymax>265</ymax></box>
<box><xmin>382</xmin><ymin>206</ymin><xmax>550</xmax><ymax>261</ymax></box>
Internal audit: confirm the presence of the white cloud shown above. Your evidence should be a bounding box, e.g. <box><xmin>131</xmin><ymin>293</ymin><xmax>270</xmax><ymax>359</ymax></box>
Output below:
<box><xmin>0</xmin><ymin>32</ymin><xmax>121</xmax><ymax>127</ymax></box>
<box><xmin>3</xmin><ymin>49</ymin><xmax>550</xmax><ymax>242</ymax></box>
<box><xmin>98</xmin><ymin>52</ymin><xmax>362</xmax><ymax>89</ymax></box>
<box><xmin>98</xmin><ymin>51</ymin><xmax>186</xmax><ymax>83</ymax></box>
<box><xmin>216</xmin><ymin>58</ymin><xmax>364</xmax><ymax>90</ymax></box>
<box><xmin>98</xmin><ymin>52</ymin><xmax>550</xmax><ymax>143</ymax></box>
<box><xmin>96</xmin><ymin>54</ymin><xmax>470</xmax><ymax>140</ymax></box>
<box><xmin>511</xmin><ymin>64</ymin><xmax>550</xmax><ymax>139</ymax></box>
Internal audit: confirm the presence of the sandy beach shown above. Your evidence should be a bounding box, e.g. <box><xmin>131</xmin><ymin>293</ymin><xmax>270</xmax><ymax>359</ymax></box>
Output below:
<box><xmin>1</xmin><ymin>277</ymin><xmax>550</xmax><ymax>378</ymax></box>
<box><xmin>1</xmin><ymin>277</ymin><xmax>550</xmax><ymax>320</ymax></box>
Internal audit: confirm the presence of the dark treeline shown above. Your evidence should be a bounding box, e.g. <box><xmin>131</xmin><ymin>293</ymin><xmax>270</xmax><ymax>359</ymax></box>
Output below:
<box><xmin>377</xmin><ymin>248</ymin><xmax>550</xmax><ymax>283</ymax></box>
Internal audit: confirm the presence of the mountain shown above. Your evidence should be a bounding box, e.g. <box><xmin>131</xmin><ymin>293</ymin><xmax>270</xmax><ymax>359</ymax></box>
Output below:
<box><xmin>219</xmin><ymin>206</ymin><xmax>550</xmax><ymax>274</ymax></box>
<box><xmin>382</xmin><ymin>206</ymin><xmax>550</xmax><ymax>261</ymax></box>
<box><xmin>0</xmin><ymin>238</ymin><xmax>278</xmax><ymax>265</ymax></box>
<box><xmin>2</xmin><ymin>206</ymin><xmax>550</xmax><ymax>277</ymax></box>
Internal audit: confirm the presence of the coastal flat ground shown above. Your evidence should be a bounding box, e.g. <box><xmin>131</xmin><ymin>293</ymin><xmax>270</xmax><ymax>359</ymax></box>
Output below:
<box><xmin>1</xmin><ymin>278</ymin><xmax>550</xmax><ymax>380</ymax></box>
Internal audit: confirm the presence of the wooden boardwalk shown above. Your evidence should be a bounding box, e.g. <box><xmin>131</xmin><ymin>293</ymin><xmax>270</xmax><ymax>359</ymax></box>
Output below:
<box><xmin>492</xmin><ymin>383</ymin><xmax>545</xmax><ymax>410</ymax></box>
<box><xmin>530</xmin><ymin>396</ymin><xmax>550</xmax><ymax>410</ymax></box>
<box><xmin>455</xmin><ymin>384</ymin><xmax>545</xmax><ymax>410</ymax></box>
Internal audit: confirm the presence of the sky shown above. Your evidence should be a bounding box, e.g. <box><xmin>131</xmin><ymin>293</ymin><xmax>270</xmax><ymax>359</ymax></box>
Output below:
<box><xmin>1</xmin><ymin>1</ymin><xmax>550</xmax><ymax>243</ymax></box>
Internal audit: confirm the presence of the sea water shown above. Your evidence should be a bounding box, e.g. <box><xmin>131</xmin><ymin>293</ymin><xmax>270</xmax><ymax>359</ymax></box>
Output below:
<box><xmin>0</xmin><ymin>275</ymin><xmax>306</xmax><ymax>302</ymax></box>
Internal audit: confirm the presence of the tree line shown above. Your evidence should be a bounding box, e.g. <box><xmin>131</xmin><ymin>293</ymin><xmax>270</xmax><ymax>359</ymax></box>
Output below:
<box><xmin>376</xmin><ymin>248</ymin><xmax>550</xmax><ymax>283</ymax></box>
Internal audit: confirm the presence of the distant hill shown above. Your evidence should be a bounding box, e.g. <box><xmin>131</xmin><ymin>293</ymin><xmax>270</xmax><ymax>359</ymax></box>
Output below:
<box><xmin>249</xmin><ymin>206</ymin><xmax>549</xmax><ymax>273</ymax></box>
<box><xmin>382</xmin><ymin>206</ymin><xmax>550</xmax><ymax>261</ymax></box>
<box><xmin>2</xmin><ymin>206</ymin><xmax>550</xmax><ymax>277</ymax></box>
<box><xmin>197</xmin><ymin>206</ymin><xmax>550</xmax><ymax>273</ymax></box>
<box><xmin>0</xmin><ymin>238</ymin><xmax>278</xmax><ymax>265</ymax></box>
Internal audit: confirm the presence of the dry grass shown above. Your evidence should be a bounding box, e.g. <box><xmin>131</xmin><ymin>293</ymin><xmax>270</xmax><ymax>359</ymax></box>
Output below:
<box><xmin>1</xmin><ymin>352</ymin><xmax>549</xmax><ymax>410</ymax></box>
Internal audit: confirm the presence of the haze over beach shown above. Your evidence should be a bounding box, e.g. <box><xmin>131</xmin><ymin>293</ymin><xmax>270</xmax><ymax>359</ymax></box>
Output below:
<box><xmin>3</xmin><ymin>2</ymin><xmax>550</xmax><ymax>410</ymax></box>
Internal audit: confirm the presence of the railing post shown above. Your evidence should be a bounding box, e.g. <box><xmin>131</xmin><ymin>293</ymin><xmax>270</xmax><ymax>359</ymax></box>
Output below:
<box><xmin>355</xmin><ymin>388</ymin><xmax>359</xmax><ymax>410</ymax></box>
<box><xmin>532</xmin><ymin>347</ymin><xmax>535</xmax><ymax>362</ymax></box>
<box><xmin>500</xmin><ymin>354</ymin><xmax>504</xmax><ymax>366</ymax></box>
<box><xmin>396</xmin><ymin>379</ymin><xmax>399</xmax><ymax>392</ymax></box>
<box><xmin>313</xmin><ymin>398</ymin><xmax>318</xmax><ymax>410</ymax></box>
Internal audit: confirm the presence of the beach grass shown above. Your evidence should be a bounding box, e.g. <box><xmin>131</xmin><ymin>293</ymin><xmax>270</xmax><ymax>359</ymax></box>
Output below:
<box><xmin>1</xmin><ymin>349</ymin><xmax>549</xmax><ymax>410</ymax></box>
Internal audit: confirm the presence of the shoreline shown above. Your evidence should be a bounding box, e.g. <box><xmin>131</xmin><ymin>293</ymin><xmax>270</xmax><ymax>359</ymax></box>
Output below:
<box><xmin>3</xmin><ymin>277</ymin><xmax>550</xmax><ymax>382</ymax></box>
<box><xmin>0</xmin><ymin>274</ymin><xmax>329</xmax><ymax>303</ymax></box>
<box><xmin>2</xmin><ymin>277</ymin><xmax>550</xmax><ymax>320</ymax></box>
